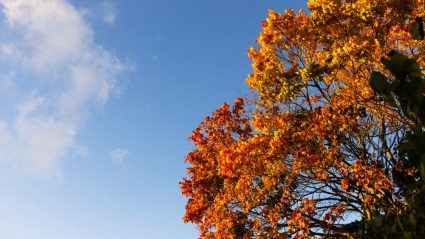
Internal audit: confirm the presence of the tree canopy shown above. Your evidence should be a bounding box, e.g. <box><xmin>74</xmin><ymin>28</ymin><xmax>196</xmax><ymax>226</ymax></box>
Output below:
<box><xmin>181</xmin><ymin>1</ymin><xmax>425</xmax><ymax>238</ymax></box>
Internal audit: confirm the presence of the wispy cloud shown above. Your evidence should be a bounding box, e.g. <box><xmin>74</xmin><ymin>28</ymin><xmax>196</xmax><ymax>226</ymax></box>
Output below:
<box><xmin>99</xmin><ymin>1</ymin><xmax>118</xmax><ymax>25</ymax></box>
<box><xmin>110</xmin><ymin>148</ymin><xmax>128</xmax><ymax>163</ymax></box>
<box><xmin>0</xmin><ymin>0</ymin><xmax>126</xmax><ymax>175</ymax></box>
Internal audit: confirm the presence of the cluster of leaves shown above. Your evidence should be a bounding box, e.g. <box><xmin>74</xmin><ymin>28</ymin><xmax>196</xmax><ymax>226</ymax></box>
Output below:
<box><xmin>181</xmin><ymin>1</ymin><xmax>425</xmax><ymax>238</ymax></box>
<box><xmin>361</xmin><ymin>17</ymin><xmax>425</xmax><ymax>239</ymax></box>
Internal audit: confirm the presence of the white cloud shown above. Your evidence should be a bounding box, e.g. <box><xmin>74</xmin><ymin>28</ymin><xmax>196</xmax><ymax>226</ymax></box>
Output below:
<box><xmin>99</xmin><ymin>1</ymin><xmax>117</xmax><ymax>25</ymax></box>
<box><xmin>110</xmin><ymin>148</ymin><xmax>127</xmax><ymax>163</ymax></box>
<box><xmin>0</xmin><ymin>0</ymin><xmax>126</xmax><ymax>175</ymax></box>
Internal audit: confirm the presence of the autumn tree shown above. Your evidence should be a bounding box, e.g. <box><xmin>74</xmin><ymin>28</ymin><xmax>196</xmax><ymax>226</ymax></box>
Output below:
<box><xmin>181</xmin><ymin>0</ymin><xmax>425</xmax><ymax>238</ymax></box>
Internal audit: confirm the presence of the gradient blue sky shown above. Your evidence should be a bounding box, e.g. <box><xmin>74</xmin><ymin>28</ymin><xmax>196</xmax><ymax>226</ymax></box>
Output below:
<box><xmin>0</xmin><ymin>1</ymin><xmax>305</xmax><ymax>238</ymax></box>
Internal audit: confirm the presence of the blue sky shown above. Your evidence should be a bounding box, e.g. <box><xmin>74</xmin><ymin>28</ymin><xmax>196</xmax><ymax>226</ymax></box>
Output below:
<box><xmin>0</xmin><ymin>1</ymin><xmax>305</xmax><ymax>238</ymax></box>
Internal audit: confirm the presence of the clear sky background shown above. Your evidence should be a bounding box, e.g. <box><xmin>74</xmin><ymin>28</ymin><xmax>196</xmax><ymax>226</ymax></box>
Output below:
<box><xmin>0</xmin><ymin>1</ymin><xmax>305</xmax><ymax>238</ymax></box>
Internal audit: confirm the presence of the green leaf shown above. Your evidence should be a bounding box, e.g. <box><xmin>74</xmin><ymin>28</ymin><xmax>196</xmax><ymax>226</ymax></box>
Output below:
<box><xmin>403</xmin><ymin>231</ymin><xmax>413</xmax><ymax>239</ymax></box>
<box><xmin>409</xmin><ymin>17</ymin><xmax>424</xmax><ymax>40</ymax></box>
<box><xmin>408</xmin><ymin>213</ymin><xmax>417</xmax><ymax>228</ymax></box>
<box><xmin>374</xmin><ymin>216</ymin><xmax>383</xmax><ymax>227</ymax></box>
<box><xmin>385</xmin><ymin>54</ymin><xmax>409</xmax><ymax>80</ymax></box>
<box><xmin>369</xmin><ymin>71</ymin><xmax>388</xmax><ymax>92</ymax></box>
<box><xmin>399</xmin><ymin>141</ymin><xmax>416</xmax><ymax>152</ymax></box>
<box><xmin>369</xmin><ymin>71</ymin><xmax>397</xmax><ymax>106</ymax></box>
<box><xmin>382</xmin><ymin>93</ymin><xmax>397</xmax><ymax>107</ymax></box>
<box><xmin>420</xmin><ymin>154</ymin><xmax>425</xmax><ymax>178</ymax></box>
<box><xmin>405</xmin><ymin>59</ymin><xmax>422</xmax><ymax>76</ymax></box>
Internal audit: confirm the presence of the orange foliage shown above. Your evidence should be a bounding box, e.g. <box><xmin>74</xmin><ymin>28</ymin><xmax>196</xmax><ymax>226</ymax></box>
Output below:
<box><xmin>181</xmin><ymin>0</ymin><xmax>425</xmax><ymax>238</ymax></box>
